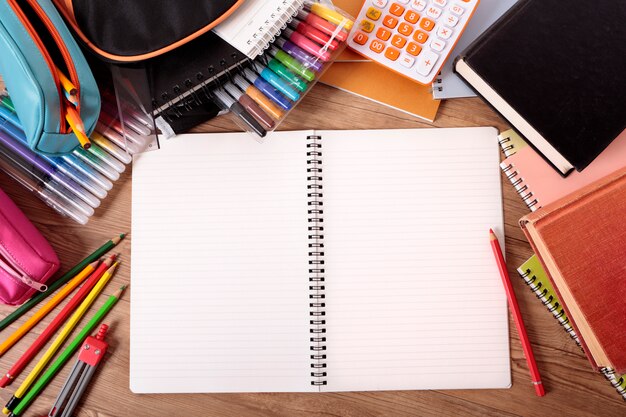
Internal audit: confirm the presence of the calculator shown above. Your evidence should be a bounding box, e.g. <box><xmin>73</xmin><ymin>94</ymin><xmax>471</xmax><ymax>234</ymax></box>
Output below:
<box><xmin>348</xmin><ymin>0</ymin><xmax>479</xmax><ymax>85</ymax></box>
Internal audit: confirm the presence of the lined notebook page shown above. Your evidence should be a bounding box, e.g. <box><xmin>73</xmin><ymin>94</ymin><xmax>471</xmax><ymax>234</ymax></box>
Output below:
<box><xmin>130</xmin><ymin>132</ymin><xmax>313</xmax><ymax>393</ymax></box>
<box><xmin>318</xmin><ymin>128</ymin><xmax>511</xmax><ymax>391</ymax></box>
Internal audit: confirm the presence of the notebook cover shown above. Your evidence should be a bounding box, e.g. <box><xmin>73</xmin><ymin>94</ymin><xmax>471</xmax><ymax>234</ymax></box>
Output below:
<box><xmin>520</xmin><ymin>167</ymin><xmax>626</xmax><ymax>373</ymax></box>
<box><xmin>320</xmin><ymin>62</ymin><xmax>440</xmax><ymax>122</ymax></box>
<box><xmin>457</xmin><ymin>0</ymin><xmax>626</xmax><ymax>172</ymax></box>
<box><xmin>503</xmin><ymin>129</ymin><xmax>626</xmax><ymax>211</ymax></box>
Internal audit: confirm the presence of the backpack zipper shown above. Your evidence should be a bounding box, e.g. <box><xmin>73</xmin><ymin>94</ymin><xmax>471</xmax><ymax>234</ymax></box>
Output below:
<box><xmin>0</xmin><ymin>247</ymin><xmax>48</xmax><ymax>292</ymax></box>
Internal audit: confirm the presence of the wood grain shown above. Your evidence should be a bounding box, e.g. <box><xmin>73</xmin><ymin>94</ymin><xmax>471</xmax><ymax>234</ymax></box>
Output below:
<box><xmin>0</xmin><ymin>81</ymin><xmax>624</xmax><ymax>417</ymax></box>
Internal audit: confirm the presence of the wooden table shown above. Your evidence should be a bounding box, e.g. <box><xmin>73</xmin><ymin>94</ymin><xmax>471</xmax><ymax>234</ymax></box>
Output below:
<box><xmin>0</xmin><ymin>84</ymin><xmax>624</xmax><ymax>416</ymax></box>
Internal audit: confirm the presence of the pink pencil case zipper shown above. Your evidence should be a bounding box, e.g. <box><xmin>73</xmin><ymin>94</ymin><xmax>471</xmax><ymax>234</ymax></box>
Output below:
<box><xmin>0</xmin><ymin>187</ymin><xmax>60</xmax><ymax>305</ymax></box>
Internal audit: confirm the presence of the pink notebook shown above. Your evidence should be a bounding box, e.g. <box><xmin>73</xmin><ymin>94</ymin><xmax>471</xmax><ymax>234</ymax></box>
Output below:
<box><xmin>502</xmin><ymin>129</ymin><xmax>626</xmax><ymax>211</ymax></box>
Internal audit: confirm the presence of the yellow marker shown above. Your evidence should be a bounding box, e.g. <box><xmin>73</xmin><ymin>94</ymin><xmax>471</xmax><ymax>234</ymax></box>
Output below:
<box><xmin>0</xmin><ymin>261</ymin><xmax>98</xmax><ymax>357</ymax></box>
<box><xmin>56</xmin><ymin>67</ymin><xmax>77</xmax><ymax>96</ymax></box>
<box><xmin>65</xmin><ymin>105</ymin><xmax>91</xmax><ymax>150</ymax></box>
<box><xmin>3</xmin><ymin>262</ymin><xmax>119</xmax><ymax>415</ymax></box>
<box><xmin>310</xmin><ymin>3</ymin><xmax>354</xmax><ymax>30</ymax></box>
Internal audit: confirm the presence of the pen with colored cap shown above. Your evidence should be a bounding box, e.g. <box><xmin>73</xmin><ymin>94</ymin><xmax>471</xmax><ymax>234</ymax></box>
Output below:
<box><xmin>59</xmin><ymin>154</ymin><xmax>113</xmax><ymax>191</ymax></box>
<box><xmin>289</xmin><ymin>19</ymin><xmax>340</xmax><ymax>50</ymax></box>
<box><xmin>72</xmin><ymin>147</ymin><xmax>121</xmax><ymax>182</ymax></box>
<box><xmin>0</xmin><ymin>94</ymin><xmax>15</xmax><ymax>113</ymax></box>
<box><xmin>233</xmin><ymin>74</ymin><xmax>284</xmax><ymax>120</ymax></box>
<box><xmin>258</xmin><ymin>57</ymin><xmax>309</xmax><ymax>93</ymax></box>
<box><xmin>212</xmin><ymin>89</ymin><xmax>267</xmax><ymax>137</ymax></box>
<box><xmin>90</xmin><ymin>131</ymin><xmax>132</xmax><ymax>164</ymax></box>
<box><xmin>268</xmin><ymin>46</ymin><xmax>315</xmax><ymax>82</ymax></box>
<box><xmin>297</xmin><ymin>9</ymin><xmax>348</xmax><ymax>41</ymax></box>
<box><xmin>253</xmin><ymin>63</ymin><xmax>301</xmax><ymax>101</ymax></box>
<box><xmin>281</xmin><ymin>28</ymin><xmax>331</xmax><ymax>62</ymax></box>
<box><xmin>96</xmin><ymin>122</ymin><xmax>142</xmax><ymax>155</ymax></box>
<box><xmin>307</xmin><ymin>2</ymin><xmax>354</xmax><ymax>30</ymax></box>
<box><xmin>274</xmin><ymin>38</ymin><xmax>323</xmax><ymax>72</ymax></box>
<box><xmin>101</xmin><ymin>101</ymin><xmax>152</xmax><ymax>136</ymax></box>
<box><xmin>98</xmin><ymin>112</ymin><xmax>149</xmax><ymax>148</ymax></box>
<box><xmin>223</xmin><ymin>83</ymin><xmax>275</xmax><ymax>129</ymax></box>
<box><xmin>86</xmin><ymin>142</ymin><xmax>126</xmax><ymax>174</ymax></box>
<box><xmin>242</xmin><ymin>68</ymin><xmax>292</xmax><ymax>111</ymax></box>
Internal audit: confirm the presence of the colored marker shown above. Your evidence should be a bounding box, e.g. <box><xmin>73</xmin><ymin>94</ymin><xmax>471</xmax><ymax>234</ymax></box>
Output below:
<box><xmin>253</xmin><ymin>64</ymin><xmax>301</xmax><ymax>101</ymax></box>
<box><xmin>65</xmin><ymin>106</ymin><xmax>91</xmax><ymax>150</ymax></box>
<box><xmin>96</xmin><ymin>122</ymin><xmax>142</xmax><ymax>155</ymax></box>
<box><xmin>262</xmin><ymin>58</ymin><xmax>309</xmax><ymax>92</ymax></box>
<box><xmin>297</xmin><ymin>10</ymin><xmax>348</xmax><ymax>41</ymax></box>
<box><xmin>274</xmin><ymin>38</ymin><xmax>323</xmax><ymax>72</ymax></box>
<box><xmin>91</xmin><ymin>131</ymin><xmax>132</xmax><ymax>164</ymax></box>
<box><xmin>233</xmin><ymin>75</ymin><xmax>284</xmax><ymax>120</ymax></box>
<box><xmin>289</xmin><ymin>19</ymin><xmax>340</xmax><ymax>50</ymax></box>
<box><xmin>224</xmin><ymin>82</ymin><xmax>275</xmax><ymax>129</ymax></box>
<box><xmin>308</xmin><ymin>2</ymin><xmax>354</xmax><ymax>30</ymax></box>
<box><xmin>0</xmin><ymin>104</ymin><xmax>21</xmax><ymax>128</ymax></box>
<box><xmin>87</xmin><ymin>142</ymin><xmax>126</xmax><ymax>173</ymax></box>
<box><xmin>101</xmin><ymin>100</ymin><xmax>152</xmax><ymax>136</ymax></box>
<box><xmin>211</xmin><ymin>89</ymin><xmax>267</xmax><ymax>137</ymax></box>
<box><xmin>242</xmin><ymin>68</ymin><xmax>293</xmax><ymax>111</ymax></box>
<box><xmin>72</xmin><ymin>147</ymin><xmax>121</xmax><ymax>182</ymax></box>
<box><xmin>60</xmin><ymin>154</ymin><xmax>113</xmax><ymax>191</ymax></box>
<box><xmin>281</xmin><ymin>28</ymin><xmax>331</xmax><ymax>62</ymax></box>
<box><xmin>269</xmin><ymin>46</ymin><xmax>315</xmax><ymax>82</ymax></box>
<box><xmin>0</xmin><ymin>95</ymin><xmax>15</xmax><ymax>113</ymax></box>
<box><xmin>98</xmin><ymin>112</ymin><xmax>149</xmax><ymax>148</ymax></box>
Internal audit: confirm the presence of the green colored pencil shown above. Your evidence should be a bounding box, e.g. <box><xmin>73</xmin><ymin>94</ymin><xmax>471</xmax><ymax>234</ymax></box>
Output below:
<box><xmin>10</xmin><ymin>285</ymin><xmax>126</xmax><ymax>416</ymax></box>
<box><xmin>0</xmin><ymin>234</ymin><xmax>125</xmax><ymax>331</ymax></box>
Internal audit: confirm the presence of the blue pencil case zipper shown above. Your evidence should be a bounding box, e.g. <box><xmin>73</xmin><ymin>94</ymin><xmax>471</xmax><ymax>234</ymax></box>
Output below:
<box><xmin>0</xmin><ymin>0</ymin><xmax>100</xmax><ymax>155</ymax></box>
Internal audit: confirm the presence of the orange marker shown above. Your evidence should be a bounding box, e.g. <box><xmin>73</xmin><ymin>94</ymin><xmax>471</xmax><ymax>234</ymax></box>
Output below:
<box><xmin>65</xmin><ymin>106</ymin><xmax>91</xmax><ymax>150</ymax></box>
<box><xmin>233</xmin><ymin>75</ymin><xmax>284</xmax><ymax>120</ymax></box>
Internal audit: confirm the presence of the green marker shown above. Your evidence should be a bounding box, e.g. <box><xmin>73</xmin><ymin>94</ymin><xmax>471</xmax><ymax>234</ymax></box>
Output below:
<box><xmin>0</xmin><ymin>95</ymin><xmax>15</xmax><ymax>113</ymax></box>
<box><xmin>267</xmin><ymin>59</ymin><xmax>309</xmax><ymax>92</ymax></box>
<box><xmin>272</xmin><ymin>48</ymin><xmax>315</xmax><ymax>82</ymax></box>
<box><xmin>10</xmin><ymin>285</ymin><xmax>127</xmax><ymax>416</ymax></box>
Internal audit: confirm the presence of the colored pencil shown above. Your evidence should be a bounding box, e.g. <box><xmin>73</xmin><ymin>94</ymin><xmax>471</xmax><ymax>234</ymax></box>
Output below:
<box><xmin>9</xmin><ymin>285</ymin><xmax>127</xmax><ymax>417</ymax></box>
<box><xmin>0</xmin><ymin>234</ymin><xmax>125</xmax><ymax>331</ymax></box>
<box><xmin>65</xmin><ymin>106</ymin><xmax>91</xmax><ymax>150</ymax></box>
<box><xmin>0</xmin><ymin>261</ymin><xmax>97</xmax><ymax>357</ymax></box>
<box><xmin>3</xmin><ymin>263</ymin><xmax>119</xmax><ymax>415</ymax></box>
<box><xmin>55</xmin><ymin>67</ymin><xmax>77</xmax><ymax>96</ymax></box>
<box><xmin>0</xmin><ymin>255</ymin><xmax>116</xmax><ymax>389</ymax></box>
<box><xmin>489</xmin><ymin>229</ymin><xmax>545</xmax><ymax>396</ymax></box>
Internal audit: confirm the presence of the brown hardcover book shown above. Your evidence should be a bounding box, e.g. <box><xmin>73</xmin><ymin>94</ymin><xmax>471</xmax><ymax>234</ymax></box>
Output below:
<box><xmin>520</xmin><ymin>166</ymin><xmax>626</xmax><ymax>373</ymax></box>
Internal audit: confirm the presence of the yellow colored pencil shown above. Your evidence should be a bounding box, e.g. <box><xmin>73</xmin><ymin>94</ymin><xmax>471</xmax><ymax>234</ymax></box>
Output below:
<box><xmin>0</xmin><ymin>261</ymin><xmax>99</xmax><ymax>357</ymax></box>
<box><xmin>56</xmin><ymin>67</ymin><xmax>77</xmax><ymax>96</ymax></box>
<box><xmin>2</xmin><ymin>262</ymin><xmax>119</xmax><ymax>415</ymax></box>
<box><xmin>65</xmin><ymin>106</ymin><xmax>91</xmax><ymax>150</ymax></box>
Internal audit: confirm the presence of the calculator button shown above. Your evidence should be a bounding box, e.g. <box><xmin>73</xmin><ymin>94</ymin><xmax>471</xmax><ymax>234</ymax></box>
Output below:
<box><xmin>426</xmin><ymin>6</ymin><xmax>442</xmax><ymax>19</ymax></box>
<box><xmin>436</xmin><ymin>25</ymin><xmax>453</xmax><ymax>39</ymax></box>
<box><xmin>443</xmin><ymin>13</ymin><xmax>459</xmax><ymax>27</ymax></box>
<box><xmin>399</xmin><ymin>54</ymin><xmax>416</xmax><ymax>67</ymax></box>
<box><xmin>366</xmin><ymin>7</ymin><xmax>382</xmax><ymax>20</ymax></box>
<box><xmin>431</xmin><ymin>39</ymin><xmax>446</xmax><ymax>51</ymax></box>
<box><xmin>360</xmin><ymin>20</ymin><xmax>375</xmax><ymax>33</ymax></box>
<box><xmin>373</xmin><ymin>0</ymin><xmax>388</xmax><ymax>7</ymax></box>
<box><xmin>416</xmin><ymin>50</ymin><xmax>439</xmax><ymax>75</ymax></box>
<box><xmin>376</xmin><ymin>27</ymin><xmax>392</xmax><ymax>40</ymax></box>
<box><xmin>410</xmin><ymin>0</ymin><xmax>427</xmax><ymax>11</ymax></box>
<box><xmin>398</xmin><ymin>22</ymin><xmax>414</xmax><ymax>36</ymax></box>
<box><xmin>370</xmin><ymin>39</ymin><xmax>385</xmax><ymax>53</ymax></box>
<box><xmin>433</xmin><ymin>0</ymin><xmax>447</xmax><ymax>6</ymax></box>
<box><xmin>389</xmin><ymin>3</ymin><xmax>406</xmax><ymax>16</ymax></box>
<box><xmin>391</xmin><ymin>34</ymin><xmax>407</xmax><ymax>48</ymax></box>
<box><xmin>404</xmin><ymin>10</ymin><xmax>420</xmax><ymax>23</ymax></box>
<box><xmin>384</xmin><ymin>47</ymin><xmax>401</xmax><ymax>61</ymax></box>
<box><xmin>450</xmin><ymin>4</ymin><xmax>464</xmax><ymax>15</ymax></box>
<box><xmin>413</xmin><ymin>30</ymin><xmax>429</xmax><ymax>43</ymax></box>
<box><xmin>353</xmin><ymin>32</ymin><xmax>369</xmax><ymax>45</ymax></box>
<box><xmin>419</xmin><ymin>17</ymin><xmax>436</xmax><ymax>31</ymax></box>
<box><xmin>383</xmin><ymin>15</ymin><xmax>399</xmax><ymax>29</ymax></box>
<box><xmin>406</xmin><ymin>42</ymin><xmax>422</xmax><ymax>56</ymax></box>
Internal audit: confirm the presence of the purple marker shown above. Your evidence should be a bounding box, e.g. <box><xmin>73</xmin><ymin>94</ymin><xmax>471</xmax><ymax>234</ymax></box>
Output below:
<box><xmin>274</xmin><ymin>38</ymin><xmax>323</xmax><ymax>72</ymax></box>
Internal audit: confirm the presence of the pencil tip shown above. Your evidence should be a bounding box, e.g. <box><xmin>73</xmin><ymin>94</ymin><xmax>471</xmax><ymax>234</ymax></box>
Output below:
<box><xmin>489</xmin><ymin>229</ymin><xmax>497</xmax><ymax>240</ymax></box>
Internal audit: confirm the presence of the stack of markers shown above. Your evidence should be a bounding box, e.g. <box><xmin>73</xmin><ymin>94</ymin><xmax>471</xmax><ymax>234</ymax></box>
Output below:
<box><xmin>0</xmin><ymin>93</ymin><xmax>153</xmax><ymax>224</ymax></box>
<box><xmin>210</xmin><ymin>2</ymin><xmax>354</xmax><ymax>138</ymax></box>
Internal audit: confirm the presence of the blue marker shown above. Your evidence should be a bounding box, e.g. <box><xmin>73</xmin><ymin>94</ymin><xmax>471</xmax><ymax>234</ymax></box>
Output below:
<box><xmin>243</xmin><ymin>68</ymin><xmax>293</xmax><ymax>111</ymax></box>
<box><xmin>258</xmin><ymin>66</ymin><xmax>301</xmax><ymax>101</ymax></box>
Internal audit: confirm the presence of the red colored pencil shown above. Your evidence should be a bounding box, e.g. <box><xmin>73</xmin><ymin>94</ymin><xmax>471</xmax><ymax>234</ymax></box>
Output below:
<box><xmin>0</xmin><ymin>254</ymin><xmax>117</xmax><ymax>388</ymax></box>
<box><xmin>489</xmin><ymin>229</ymin><xmax>545</xmax><ymax>396</ymax></box>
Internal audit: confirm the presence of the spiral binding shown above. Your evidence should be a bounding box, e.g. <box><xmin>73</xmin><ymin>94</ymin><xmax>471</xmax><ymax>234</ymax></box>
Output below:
<box><xmin>497</xmin><ymin>135</ymin><xmax>515</xmax><ymax>157</ymax></box>
<box><xmin>249</xmin><ymin>0</ymin><xmax>305</xmax><ymax>58</ymax></box>
<box><xmin>500</xmin><ymin>162</ymin><xmax>539</xmax><ymax>211</ymax></box>
<box><xmin>307</xmin><ymin>134</ymin><xmax>327</xmax><ymax>386</ymax></box>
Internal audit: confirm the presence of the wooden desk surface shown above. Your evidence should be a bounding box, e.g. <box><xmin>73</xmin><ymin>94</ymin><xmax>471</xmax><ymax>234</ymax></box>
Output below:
<box><xmin>0</xmin><ymin>84</ymin><xmax>624</xmax><ymax>416</ymax></box>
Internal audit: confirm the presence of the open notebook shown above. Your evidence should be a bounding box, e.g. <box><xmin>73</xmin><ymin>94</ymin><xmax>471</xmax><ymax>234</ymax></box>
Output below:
<box><xmin>130</xmin><ymin>128</ymin><xmax>511</xmax><ymax>393</ymax></box>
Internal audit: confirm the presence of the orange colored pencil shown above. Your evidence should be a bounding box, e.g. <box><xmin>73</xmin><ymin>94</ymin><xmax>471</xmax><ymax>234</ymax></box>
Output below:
<box><xmin>489</xmin><ymin>229</ymin><xmax>545</xmax><ymax>396</ymax></box>
<box><xmin>65</xmin><ymin>106</ymin><xmax>91</xmax><ymax>150</ymax></box>
<box><xmin>0</xmin><ymin>261</ymin><xmax>99</xmax><ymax>357</ymax></box>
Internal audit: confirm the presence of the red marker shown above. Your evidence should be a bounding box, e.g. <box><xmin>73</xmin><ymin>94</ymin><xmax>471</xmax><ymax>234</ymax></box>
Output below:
<box><xmin>290</xmin><ymin>20</ymin><xmax>340</xmax><ymax>50</ymax></box>
<box><xmin>297</xmin><ymin>10</ymin><xmax>348</xmax><ymax>41</ymax></box>
<box><xmin>281</xmin><ymin>28</ymin><xmax>331</xmax><ymax>62</ymax></box>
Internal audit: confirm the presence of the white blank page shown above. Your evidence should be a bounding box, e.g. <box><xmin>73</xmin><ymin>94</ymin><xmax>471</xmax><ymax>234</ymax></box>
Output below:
<box><xmin>130</xmin><ymin>132</ymin><xmax>313</xmax><ymax>393</ymax></box>
<box><xmin>318</xmin><ymin>128</ymin><xmax>511</xmax><ymax>391</ymax></box>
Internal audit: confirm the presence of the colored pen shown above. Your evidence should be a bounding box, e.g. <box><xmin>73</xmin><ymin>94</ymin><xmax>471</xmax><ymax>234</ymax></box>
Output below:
<box><xmin>224</xmin><ymin>82</ymin><xmax>275</xmax><ymax>129</ymax></box>
<box><xmin>60</xmin><ymin>153</ymin><xmax>113</xmax><ymax>191</ymax></box>
<box><xmin>0</xmin><ymin>158</ymin><xmax>89</xmax><ymax>225</ymax></box>
<box><xmin>489</xmin><ymin>230</ymin><xmax>545</xmax><ymax>396</ymax></box>
<box><xmin>72</xmin><ymin>146</ymin><xmax>121</xmax><ymax>181</ymax></box>
<box><xmin>91</xmin><ymin>131</ymin><xmax>132</xmax><ymax>164</ymax></box>
<box><xmin>233</xmin><ymin>75</ymin><xmax>284</xmax><ymax>120</ymax></box>
<box><xmin>242</xmin><ymin>68</ymin><xmax>293</xmax><ymax>111</ymax></box>
<box><xmin>101</xmin><ymin>90</ymin><xmax>154</xmax><ymax>129</ymax></box>
<box><xmin>274</xmin><ymin>38</ymin><xmax>323</xmax><ymax>72</ymax></box>
<box><xmin>281</xmin><ymin>28</ymin><xmax>331</xmax><ymax>62</ymax></box>
<box><xmin>98</xmin><ymin>111</ymin><xmax>149</xmax><ymax>148</ymax></box>
<box><xmin>260</xmin><ymin>58</ymin><xmax>309</xmax><ymax>92</ymax></box>
<box><xmin>253</xmin><ymin>64</ymin><xmax>301</xmax><ymax>101</ymax></box>
<box><xmin>297</xmin><ymin>10</ymin><xmax>348</xmax><ymax>41</ymax></box>
<box><xmin>9</xmin><ymin>285</ymin><xmax>127</xmax><ymax>417</ymax></box>
<box><xmin>101</xmin><ymin>100</ymin><xmax>152</xmax><ymax>136</ymax></box>
<box><xmin>0</xmin><ymin>95</ymin><xmax>15</xmax><ymax>113</ymax></box>
<box><xmin>0</xmin><ymin>104</ymin><xmax>21</xmax><ymax>128</ymax></box>
<box><xmin>212</xmin><ymin>89</ymin><xmax>267</xmax><ymax>137</ymax></box>
<box><xmin>87</xmin><ymin>142</ymin><xmax>127</xmax><ymax>173</ymax></box>
<box><xmin>308</xmin><ymin>2</ymin><xmax>354</xmax><ymax>30</ymax></box>
<box><xmin>289</xmin><ymin>19</ymin><xmax>340</xmax><ymax>50</ymax></box>
<box><xmin>0</xmin><ymin>128</ymin><xmax>100</xmax><ymax>208</ymax></box>
<box><xmin>65</xmin><ymin>106</ymin><xmax>91</xmax><ymax>150</ymax></box>
<box><xmin>95</xmin><ymin>122</ymin><xmax>142</xmax><ymax>155</ymax></box>
<box><xmin>269</xmin><ymin>46</ymin><xmax>315</xmax><ymax>82</ymax></box>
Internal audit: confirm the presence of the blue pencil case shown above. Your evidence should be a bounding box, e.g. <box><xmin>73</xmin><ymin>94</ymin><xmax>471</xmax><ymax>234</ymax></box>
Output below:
<box><xmin>0</xmin><ymin>0</ymin><xmax>100</xmax><ymax>155</ymax></box>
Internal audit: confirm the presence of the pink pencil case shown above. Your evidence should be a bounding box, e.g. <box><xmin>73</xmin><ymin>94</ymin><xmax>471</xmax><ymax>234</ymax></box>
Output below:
<box><xmin>0</xmin><ymin>188</ymin><xmax>60</xmax><ymax>305</ymax></box>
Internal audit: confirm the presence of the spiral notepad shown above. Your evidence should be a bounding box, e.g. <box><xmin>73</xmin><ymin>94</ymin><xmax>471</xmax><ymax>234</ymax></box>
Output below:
<box><xmin>130</xmin><ymin>128</ymin><xmax>510</xmax><ymax>393</ymax></box>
